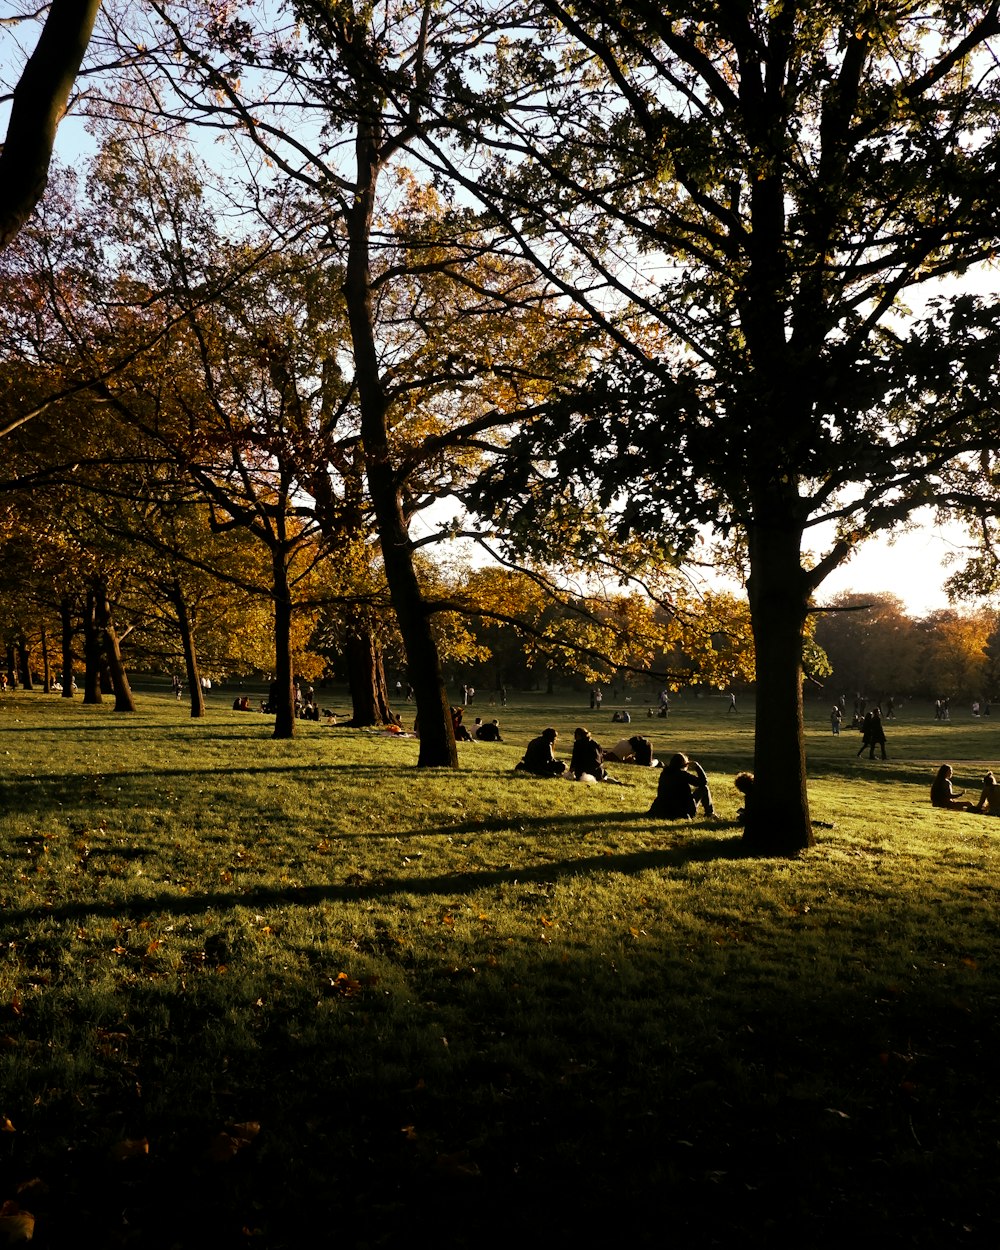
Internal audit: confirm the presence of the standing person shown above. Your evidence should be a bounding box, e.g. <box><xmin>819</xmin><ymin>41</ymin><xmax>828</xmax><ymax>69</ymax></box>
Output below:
<box><xmin>594</xmin><ymin>687</ymin><xmax>603</xmax><ymax>710</ymax></box>
<box><xmin>569</xmin><ymin>727</ymin><xmax>607</xmax><ymax>781</ymax></box>
<box><xmin>727</xmin><ymin>691</ymin><xmax>738</xmax><ymax>714</ymax></box>
<box><xmin>516</xmin><ymin>728</ymin><xmax>566</xmax><ymax>777</ymax></box>
<box><xmin>830</xmin><ymin>704</ymin><xmax>842</xmax><ymax>735</ymax></box>
<box><xmin>649</xmin><ymin>753</ymin><xmax>714</xmax><ymax>819</ymax></box>
<box><xmin>860</xmin><ymin>707</ymin><xmax>887</xmax><ymax>759</ymax></box>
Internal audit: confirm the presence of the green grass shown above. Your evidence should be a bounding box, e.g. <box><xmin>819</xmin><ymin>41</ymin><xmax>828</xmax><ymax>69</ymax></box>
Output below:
<box><xmin>1</xmin><ymin>685</ymin><xmax>999</xmax><ymax>1248</ymax></box>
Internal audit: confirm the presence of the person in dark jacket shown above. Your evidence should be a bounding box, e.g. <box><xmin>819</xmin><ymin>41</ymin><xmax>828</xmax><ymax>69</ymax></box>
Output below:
<box><xmin>569</xmin><ymin>727</ymin><xmax>607</xmax><ymax>780</ymax></box>
<box><xmin>516</xmin><ymin>727</ymin><xmax>566</xmax><ymax>776</ymax></box>
<box><xmin>649</xmin><ymin>752</ymin><xmax>714</xmax><ymax>818</ymax></box>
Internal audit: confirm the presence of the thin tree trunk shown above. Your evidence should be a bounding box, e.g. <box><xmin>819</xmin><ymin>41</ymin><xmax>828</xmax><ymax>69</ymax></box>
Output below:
<box><xmin>60</xmin><ymin>595</ymin><xmax>75</xmax><ymax>698</ymax></box>
<box><xmin>745</xmin><ymin>522</ymin><xmax>814</xmax><ymax>854</ymax></box>
<box><xmin>168</xmin><ymin>578</ymin><xmax>205</xmax><ymax>719</ymax></box>
<box><xmin>82</xmin><ymin>588</ymin><xmax>102</xmax><ymax>704</ymax></box>
<box><xmin>94</xmin><ymin>579</ymin><xmax>136</xmax><ymax>713</ymax></box>
<box><xmin>5</xmin><ymin>643</ymin><xmax>14</xmax><ymax>690</ymax></box>
<box><xmin>41</xmin><ymin>625</ymin><xmax>51</xmax><ymax>693</ymax></box>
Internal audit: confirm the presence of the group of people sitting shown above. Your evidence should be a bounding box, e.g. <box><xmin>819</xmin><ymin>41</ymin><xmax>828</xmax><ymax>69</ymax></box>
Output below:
<box><xmin>515</xmin><ymin>727</ymin><xmax>721</xmax><ymax>818</ymax></box>
<box><xmin>451</xmin><ymin>706</ymin><xmax>504</xmax><ymax>742</ymax></box>
<box><xmin>931</xmin><ymin>764</ymin><xmax>1000</xmax><ymax>814</ymax></box>
<box><xmin>515</xmin><ymin>727</ymin><xmax>657</xmax><ymax>781</ymax></box>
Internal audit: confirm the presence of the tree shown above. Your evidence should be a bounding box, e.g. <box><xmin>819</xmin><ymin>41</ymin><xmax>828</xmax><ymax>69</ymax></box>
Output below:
<box><xmin>458</xmin><ymin>0</ymin><xmax>1000</xmax><ymax>851</ymax></box>
<box><xmin>91</xmin><ymin>0</ymin><xmax>598</xmax><ymax>767</ymax></box>
<box><xmin>0</xmin><ymin>0</ymin><xmax>101</xmax><ymax>249</ymax></box>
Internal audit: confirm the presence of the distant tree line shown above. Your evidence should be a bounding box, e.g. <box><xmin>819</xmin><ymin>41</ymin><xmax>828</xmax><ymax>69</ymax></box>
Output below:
<box><xmin>813</xmin><ymin>594</ymin><xmax>1000</xmax><ymax>706</ymax></box>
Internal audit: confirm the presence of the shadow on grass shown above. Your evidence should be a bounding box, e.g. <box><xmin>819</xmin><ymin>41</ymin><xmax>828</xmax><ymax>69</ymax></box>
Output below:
<box><xmin>0</xmin><ymin>828</ymin><xmax>748</xmax><ymax>931</ymax></box>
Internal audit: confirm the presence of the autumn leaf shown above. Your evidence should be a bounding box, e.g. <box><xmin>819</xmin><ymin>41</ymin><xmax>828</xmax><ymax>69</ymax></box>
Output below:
<box><xmin>0</xmin><ymin>1119</ymin><xmax>14</xmax><ymax>1134</ymax></box>
<box><xmin>329</xmin><ymin>972</ymin><xmax>362</xmax><ymax>997</ymax></box>
<box><xmin>435</xmin><ymin>1151</ymin><xmax>481</xmax><ymax>1178</ymax></box>
<box><xmin>206</xmin><ymin>1122</ymin><xmax>260</xmax><ymax>1163</ymax></box>
<box><xmin>109</xmin><ymin>1137</ymin><xmax>149</xmax><ymax>1161</ymax></box>
<box><xmin>0</xmin><ymin>1203</ymin><xmax>34</xmax><ymax>1243</ymax></box>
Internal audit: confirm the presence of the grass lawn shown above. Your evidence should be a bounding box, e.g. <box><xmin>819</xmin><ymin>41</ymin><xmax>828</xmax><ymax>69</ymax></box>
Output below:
<box><xmin>1</xmin><ymin>683</ymin><xmax>998</xmax><ymax>1248</ymax></box>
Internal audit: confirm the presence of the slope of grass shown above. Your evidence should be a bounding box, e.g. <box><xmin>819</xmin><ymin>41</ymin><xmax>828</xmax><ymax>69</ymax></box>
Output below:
<box><xmin>0</xmin><ymin>687</ymin><xmax>998</xmax><ymax>1247</ymax></box>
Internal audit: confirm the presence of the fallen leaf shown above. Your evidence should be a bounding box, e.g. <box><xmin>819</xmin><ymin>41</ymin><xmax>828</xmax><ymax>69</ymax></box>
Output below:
<box><xmin>330</xmin><ymin>973</ymin><xmax>362</xmax><ymax>997</ymax></box>
<box><xmin>110</xmin><ymin>1138</ymin><xmax>149</xmax><ymax>1161</ymax></box>
<box><xmin>0</xmin><ymin>1119</ymin><xmax>14</xmax><ymax>1134</ymax></box>
<box><xmin>435</xmin><ymin>1151</ymin><xmax>481</xmax><ymax>1177</ymax></box>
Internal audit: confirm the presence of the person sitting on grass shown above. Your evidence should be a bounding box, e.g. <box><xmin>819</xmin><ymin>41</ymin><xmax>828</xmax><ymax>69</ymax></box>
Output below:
<box><xmin>475</xmin><ymin>718</ymin><xmax>503</xmax><ymax>742</ymax></box>
<box><xmin>930</xmin><ymin>764</ymin><xmax>972</xmax><ymax>811</ymax></box>
<box><xmin>452</xmin><ymin>707</ymin><xmax>473</xmax><ymax>742</ymax></box>
<box><xmin>972</xmin><ymin>770</ymin><xmax>1000</xmax><ymax>814</ymax></box>
<box><xmin>649</xmin><ymin>753</ymin><xmax>714</xmax><ymax>819</ymax></box>
<box><xmin>734</xmin><ymin>771</ymin><xmax>755</xmax><ymax>824</ymax></box>
<box><xmin>570</xmin><ymin>726</ymin><xmax>608</xmax><ymax>781</ymax></box>
<box><xmin>515</xmin><ymin>727</ymin><xmax>566</xmax><ymax>777</ymax></box>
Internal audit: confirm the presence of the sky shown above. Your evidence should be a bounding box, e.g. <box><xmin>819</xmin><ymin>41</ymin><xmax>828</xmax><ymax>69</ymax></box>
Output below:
<box><xmin>809</xmin><ymin>516</ymin><xmax>969</xmax><ymax>616</ymax></box>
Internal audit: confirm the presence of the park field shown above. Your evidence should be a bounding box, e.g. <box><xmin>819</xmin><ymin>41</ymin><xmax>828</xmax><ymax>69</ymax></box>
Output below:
<box><xmin>0</xmin><ymin>685</ymin><xmax>998</xmax><ymax>1248</ymax></box>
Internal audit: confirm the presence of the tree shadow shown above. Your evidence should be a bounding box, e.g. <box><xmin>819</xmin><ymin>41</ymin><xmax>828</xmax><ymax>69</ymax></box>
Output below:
<box><xmin>0</xmin><ymin>830</ymin><xmax>749</xmax><ymax>931</ymax></box>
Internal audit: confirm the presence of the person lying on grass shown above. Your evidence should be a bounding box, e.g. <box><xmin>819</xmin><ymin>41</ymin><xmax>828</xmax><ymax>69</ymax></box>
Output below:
<box><xmin>931</xmin><ymin>764</ymin><xmax>972</xmax><ymax>811</ymax></box>
<box><xmin>649</xmin><ymin>753</ymin><xmax>714</xmax><ymax>819</ymax></box>
<box><xmin>604</xmin><ymin>735</ymin><xmax>656</xmax><ymax>767</ymax></box>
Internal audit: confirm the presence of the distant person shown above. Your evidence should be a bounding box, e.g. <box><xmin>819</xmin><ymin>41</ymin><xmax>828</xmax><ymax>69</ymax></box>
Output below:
<box><xmin>972</xmin><ymin>771</ymin><xmax>1000</xmax><ymax>814</ymax></box>
<box><xmin>476</xmin><ymin>718</ymin><xmax>503</xmax><ymax>742</ymax></box>
<box><xmin>930</xmin><ymin>764</ymin><xmax>971</xmax><ymax>810</ymax></box>
<box><xmin>649</xmin><ymin>753</ymin><xmax>714</xmax><ymax>819</ymax></box>
<box><xmin>452</xmin><ymin>707</ymin><xmax>472</xmax><ymax>741</ymax></box>
<box><xmin>830</xmin><ymin>704</ymin><xmax>842</xmax><ymax>735</ymax></box>
<box><xmin>727</xmin><ymin>691</ymin><xmax>737</xmax><ymax>714</ymax></box>
<box><xmin>570</xmin><ymin>727</ymin><xmax>607</xmax><ymax>781</ymax></box>
<box><xmin>516</xmin><ymin>728</ymin><xmax>566</xmax><ymax>777</ymax></box>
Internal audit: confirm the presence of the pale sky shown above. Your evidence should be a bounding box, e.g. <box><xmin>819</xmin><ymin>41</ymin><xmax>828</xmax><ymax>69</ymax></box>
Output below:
<box><xmin>814</xmin><ymin>519</ymin><xmax>974</xmax><ymax>616</ymax></box>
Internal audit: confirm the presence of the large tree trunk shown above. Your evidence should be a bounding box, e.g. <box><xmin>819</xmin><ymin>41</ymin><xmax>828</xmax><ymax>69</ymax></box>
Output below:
<box><xmin>745</xmin><ymin>522</ymin><xmax>814</xmax><ymax>854</ymax></box>
<box><xmin>60</xmin><ymin>596</ymin><xmax>75</xmax><ymax>698</ymax></box>
<box><xmin>345</xmin><ymin>110</ymin><xmax>456</xmax><ymax>767</ymax></box>
<box><xmin>345</xmin><ymin>624</ymin><xmax>393</xmax><ymax>726</ymax></box>
<box><xmin>271</xmin><ymin>553</ymin><xmax>296</xmax><ymax>740</ymax></box>
<box><xmin>168</xmin><ymin>578</ymin><xmax>205</xmax><ymax>719</ymax></box>
<box><xmin>82</xmin><ymin>588</ymin><xmax>102</xmax><ymax>704</ymax></box>
<box><xmin>17</xmin><ymin>633</ymin><xmax>33</xmax><ymax>690</ymax></box>
<box><xmin>94</xmin><ymin>579</ymin><xmax>136</xmax><ymax>713</ymax></box>
<box><xmin>0</xmin><ymin>0</ymin><xmax>101</xmax><ymax>252</ymax></box>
